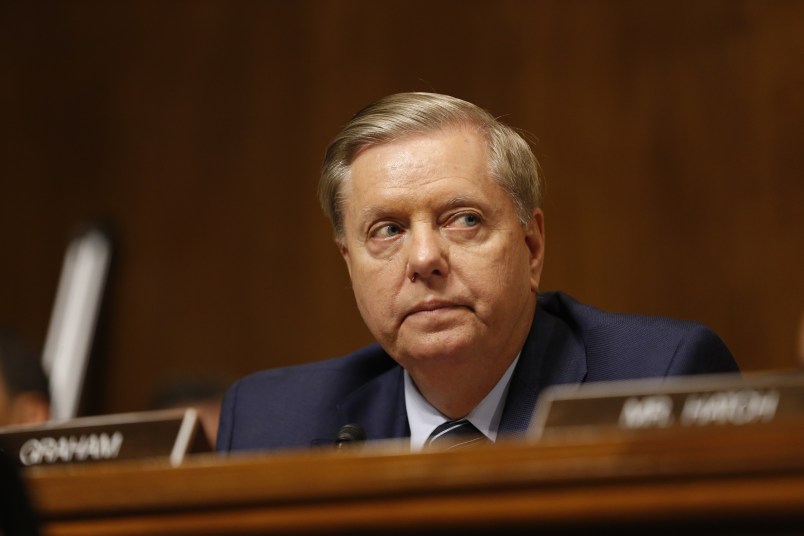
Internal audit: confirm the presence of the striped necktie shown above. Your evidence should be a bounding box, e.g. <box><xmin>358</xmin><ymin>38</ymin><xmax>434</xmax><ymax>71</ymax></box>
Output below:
<box><xmin>425</xmin><ymin>419</ymin><xmax>491</xmax><ymax>450</ymax></box>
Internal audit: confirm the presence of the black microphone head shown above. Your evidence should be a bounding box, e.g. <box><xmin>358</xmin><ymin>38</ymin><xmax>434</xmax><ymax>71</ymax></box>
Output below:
<box><xmin>335</xmin><ymin>423</ymin><xmax>366</xmax><ymax>448</ymax></box>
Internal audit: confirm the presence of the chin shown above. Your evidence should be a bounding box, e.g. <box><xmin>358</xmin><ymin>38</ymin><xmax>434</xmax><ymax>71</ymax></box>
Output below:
<box><xmin>396</xmin><ymin>333</ymin><xmax>477</xmax><ymax>365</ymax></box>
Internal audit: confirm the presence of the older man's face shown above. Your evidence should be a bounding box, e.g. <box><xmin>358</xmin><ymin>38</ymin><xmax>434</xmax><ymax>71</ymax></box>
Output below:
<box><xmin>338</xmin><ymin>127</ymin><xmax>544</xmax><ymax>377</ymax></box>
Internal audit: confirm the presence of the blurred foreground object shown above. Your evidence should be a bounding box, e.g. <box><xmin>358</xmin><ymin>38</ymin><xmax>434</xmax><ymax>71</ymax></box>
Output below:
<box><xmin>41</xmin><ymin>227</ymin><xmax>111</xmax><ymax>421</ymax></box>
<box><xmin>0</xmin><ymin>450</ymin><xmax>40</xmax><ymax>536</ymax></box>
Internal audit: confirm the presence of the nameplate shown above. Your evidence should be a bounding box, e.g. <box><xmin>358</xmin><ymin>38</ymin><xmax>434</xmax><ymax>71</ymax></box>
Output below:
<box><xmin>529</xmin><ymin>372</ymin><xmax>804</xmax><ymax>439</ymax></box>
<box><xmin>0</xmin><ymin>408</ymin><xmax>210</xmax><ymax>468</ymax></box>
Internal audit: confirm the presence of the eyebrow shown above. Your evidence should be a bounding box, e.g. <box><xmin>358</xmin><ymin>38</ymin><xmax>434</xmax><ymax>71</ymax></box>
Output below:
<box><xmin>357</xmin><ymin>205</ymin><xmax>391</xmax><ymax>225</ymax></box>
<box><xmin>358</xmin><ymin>195</ymin><xmax>482</xmax><ymax>223</ymax></box>
<box><xmin>439</xmin><ymin>195</ymin><xmax>479</xmax><ymax>211</ymax></box>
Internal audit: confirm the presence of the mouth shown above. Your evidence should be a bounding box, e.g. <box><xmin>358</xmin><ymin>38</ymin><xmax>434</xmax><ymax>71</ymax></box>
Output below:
<box><xmin>404</xmin><ymin>300</ymin><xmax>468</xmax><ymax>320</ymax></box>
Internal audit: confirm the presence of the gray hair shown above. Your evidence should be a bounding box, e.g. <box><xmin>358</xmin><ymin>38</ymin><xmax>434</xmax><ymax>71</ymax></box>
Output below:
<box><xmin>319</xmin><ymin>92</ymin><xmax>542</xmax><ymax>240</ymax></box>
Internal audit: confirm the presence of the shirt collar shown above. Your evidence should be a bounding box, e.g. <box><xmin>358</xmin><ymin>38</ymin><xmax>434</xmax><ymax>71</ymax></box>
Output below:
<box><xmin>404</xmin><ymin>353</ymin><xmax>521</xmax><ymax>451</ymax></box>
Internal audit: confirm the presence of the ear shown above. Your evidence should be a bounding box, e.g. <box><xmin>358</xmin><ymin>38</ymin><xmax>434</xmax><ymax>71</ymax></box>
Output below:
<box><xmin>523</xmin><ymin>208</ymin><xmax>546</xmax><ymax>292</ymax></box>
<box><xmin>338</xmin><ymin>238</ymin><xmax>353</xmax><ymax>278</ymax></box>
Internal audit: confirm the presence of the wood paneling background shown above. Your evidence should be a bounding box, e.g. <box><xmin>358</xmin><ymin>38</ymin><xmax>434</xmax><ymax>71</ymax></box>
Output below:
<box><xmin>1</xmin><ymin>1</ymin><xmax>802</xmax><ymax>415</ymax></box>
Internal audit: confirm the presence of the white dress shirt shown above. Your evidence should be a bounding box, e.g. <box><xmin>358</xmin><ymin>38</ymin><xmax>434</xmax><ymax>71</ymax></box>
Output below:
<box><xmin>404</xmin><ymin>353</ymin><xmax>521</xmax><ymax>451</ymax></box>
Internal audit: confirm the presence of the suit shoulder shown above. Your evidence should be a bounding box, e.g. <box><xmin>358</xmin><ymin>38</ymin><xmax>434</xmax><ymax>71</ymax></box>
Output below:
<box><xmin>537</xmin><ymin>291</ymin><xmax>739</xmax><ymax>379</ymax></box>
<box><xmin>216</xmin><ymin>344</ymin><xmax>398</xmax><ymax>451</ymax></box>
<box><xmin>539</xmin><ymin>291</ymin><xmax>719</xmax><ymax>335</ymax></box>
<box><xmin>227</xmin><ymin>343</ymin><xmax>395</xmax><ymax>401</ymax></box>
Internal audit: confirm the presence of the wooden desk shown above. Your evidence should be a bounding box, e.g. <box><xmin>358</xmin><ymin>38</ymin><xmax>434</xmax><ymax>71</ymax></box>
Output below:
<box><xmin>24</xmin><ymin>423</ymin><xmax>804</xmax><ymax>535</ymax></box>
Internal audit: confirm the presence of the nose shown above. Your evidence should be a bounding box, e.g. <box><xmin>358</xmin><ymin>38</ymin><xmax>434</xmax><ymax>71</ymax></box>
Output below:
<box><xmin>405</xmin><ymin>225</ymin><xmax>448</xmax><ymax>283</ymax></box>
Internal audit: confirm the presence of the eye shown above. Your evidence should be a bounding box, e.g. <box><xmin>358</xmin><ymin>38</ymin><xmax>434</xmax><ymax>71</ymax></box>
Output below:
<box><xmin>370</xmin><ymin>223</ymin><xmax>403</xmax><ymax>239</ymax></box>
<box><xmin>449</xmin><ymin>212</ymin><xmax>481</xmax><ymax>228</ymax></box>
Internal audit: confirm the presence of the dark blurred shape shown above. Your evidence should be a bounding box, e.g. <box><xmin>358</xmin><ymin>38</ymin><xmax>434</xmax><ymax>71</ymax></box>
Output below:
<box><xmin>0</xmin><ymin>331</ymin><xmax>50</xmax><ymax>427</ymax></box>
<box><xmin>0</xmin><ymin>449</ymin><xmax>40</xmax><ymax>536</ymax></box>
<box><xmin>150</xmin><ymin>378</ymin><xmax>225</xmax><ymax>447</ymax></box>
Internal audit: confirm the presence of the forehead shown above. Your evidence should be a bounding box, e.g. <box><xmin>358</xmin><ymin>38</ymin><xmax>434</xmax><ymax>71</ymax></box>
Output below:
<box><xmin>345</xmin><ymin>128</ymin><xmax>491</xmax><ymax>194</ymax></box>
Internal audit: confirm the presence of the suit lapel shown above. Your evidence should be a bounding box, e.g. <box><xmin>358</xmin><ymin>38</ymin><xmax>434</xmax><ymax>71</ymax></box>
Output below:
<box><xmin>499</xmin><ymin>303</ymin><xmax>587</xmax><ymax>435</ymax></box>
<box><xmin>335</xmin><ymin>364</ymin><xmax>409</xmax><ymax>442</ymax></box>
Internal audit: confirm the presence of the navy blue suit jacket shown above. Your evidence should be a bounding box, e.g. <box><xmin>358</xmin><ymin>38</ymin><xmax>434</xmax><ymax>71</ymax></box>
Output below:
<box><xmin>217</xmin><ymin>292</ymin><xmax>739</xmax><ymax>452</ymax></box>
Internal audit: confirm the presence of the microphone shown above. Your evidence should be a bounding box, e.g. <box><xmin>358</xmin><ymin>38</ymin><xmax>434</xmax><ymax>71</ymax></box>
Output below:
<box><xmin>335</xmin><ymin>423</ymin><xmax>366</xmax><ymax>450</ymax></box>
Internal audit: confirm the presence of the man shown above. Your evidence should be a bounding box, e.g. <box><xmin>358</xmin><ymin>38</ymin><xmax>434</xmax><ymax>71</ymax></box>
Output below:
<box><xmin>217</xmin><ymin>92</ymin><xmax>739</xmax><ymax>452</ymax></box>
<box><xmin>0</xmin><ymin>330</ymin><xmax>50</xmax><ymax>428</ymax></box>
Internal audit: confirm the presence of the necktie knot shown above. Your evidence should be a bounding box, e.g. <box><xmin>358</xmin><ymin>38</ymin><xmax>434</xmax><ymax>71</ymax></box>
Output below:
<box><xmin>425</xmin><ymin>419</ymin><xmax>491</xmax><ymax>450</ymax></box>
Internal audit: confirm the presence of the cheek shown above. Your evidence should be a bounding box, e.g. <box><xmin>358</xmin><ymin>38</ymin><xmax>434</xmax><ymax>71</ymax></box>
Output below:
<box><xmin>350</xmin><ymin>259</ymin><xmax>401</xmax><ymax>320</ymax></box>
<box><xmin>458</xmin><ymin>242</ymin><xmax>532</xmax><ymax>311</ymax></box>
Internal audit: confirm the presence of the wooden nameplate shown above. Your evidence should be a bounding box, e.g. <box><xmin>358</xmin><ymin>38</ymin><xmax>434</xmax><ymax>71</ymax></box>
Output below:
<box><xmin>0</xmin><ymin>408</ymin><xmax>210</xmax><ymax>468</ymax></box>
<box><xmin>529</xmin><ymin>372</ymin><xmax>804</xmax><ymax>439</ymax></box>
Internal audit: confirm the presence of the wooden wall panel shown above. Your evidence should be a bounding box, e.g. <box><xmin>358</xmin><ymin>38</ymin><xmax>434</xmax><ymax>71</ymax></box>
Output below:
<box><xmin>0</xmin><ymin>1</ymin><xmax>801</xmax><ymax>415</ymax></box>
